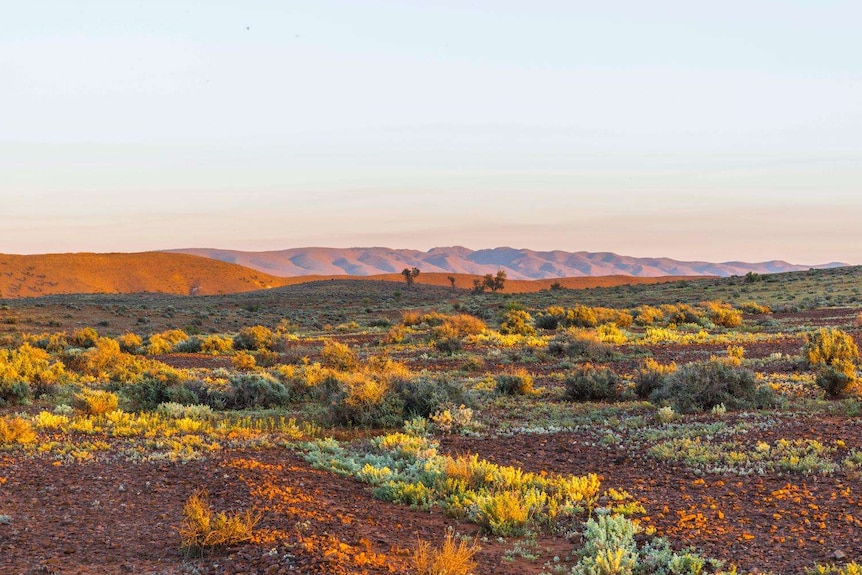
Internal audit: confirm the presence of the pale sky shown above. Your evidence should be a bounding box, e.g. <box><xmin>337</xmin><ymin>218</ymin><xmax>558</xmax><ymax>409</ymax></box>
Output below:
<box><xmin>2</xmin><ymin>1</ymin><xmax>860</xmax><ymax>264</ymax></box>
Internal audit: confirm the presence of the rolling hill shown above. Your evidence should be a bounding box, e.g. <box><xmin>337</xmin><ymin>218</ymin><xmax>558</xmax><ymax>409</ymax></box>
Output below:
<box><xmin>170</xmin><ymin>246</ymin><xmax>846</xmax><ymax>280</ymax></box>
<box><xmin>0</xmin><ymin>252</ymin><xmax>296</xmax><ymax>298</ymax></box>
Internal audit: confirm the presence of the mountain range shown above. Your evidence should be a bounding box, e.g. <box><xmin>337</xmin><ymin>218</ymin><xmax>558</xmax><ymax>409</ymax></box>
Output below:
<box><xmin>170</xmin><ymin>246</ymin><xmax>845</xmax><ymax>280</ymax></box>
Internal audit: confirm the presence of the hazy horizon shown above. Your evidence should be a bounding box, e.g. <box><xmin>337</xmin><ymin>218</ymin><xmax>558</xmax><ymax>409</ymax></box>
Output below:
<box><xmin>3</xmin><ymin>1</ymin><xmax>860</xmax><ymax>264</ymax></box>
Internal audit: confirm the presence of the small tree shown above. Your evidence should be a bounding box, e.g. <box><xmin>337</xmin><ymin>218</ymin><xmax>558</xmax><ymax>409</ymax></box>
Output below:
<box><xmin>447</xmin><ymin>275</ymin><xmax>456</xmax><ymax>290</ymax></box>
<box><xmin>472</xmin><ymin>279</ymin><xmax>486</xmax><ymax>294</ymax></box>
<box><xmin>402</xmin><ymin>267</ymin><xmax>420</xmax><ymax>288</ymax></box>
<box><xmin>491</xmin><ymin>270</ymin><xmax>507</xmax><ymax>292</ymax></box>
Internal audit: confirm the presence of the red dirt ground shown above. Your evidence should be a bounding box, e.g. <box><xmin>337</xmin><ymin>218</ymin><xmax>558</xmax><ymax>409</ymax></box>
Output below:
<box><xmin>0</xmin><ymin>447</ymin><xmax>560</xmax><ymax>575</ymax></box>
<box><xmin>439</xmin><ymin>415</ymin><xmax>862</xmax><ymax>574</ymax></box>
<box><xmin>3</xmin><ymin>412</ymin><xmax>860</xmax><ymax>574</ymax></box>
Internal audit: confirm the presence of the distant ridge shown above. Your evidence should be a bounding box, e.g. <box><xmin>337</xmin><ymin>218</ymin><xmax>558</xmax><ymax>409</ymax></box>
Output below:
<box><xmin>0</xmin><ymin>252</ymin><xmax>697</xmax><ymax>299</ymax></box>
<box><xmin>170</xmin><ymin>246</ymin><xmax>846</xmax><ymax>280</ymax></box>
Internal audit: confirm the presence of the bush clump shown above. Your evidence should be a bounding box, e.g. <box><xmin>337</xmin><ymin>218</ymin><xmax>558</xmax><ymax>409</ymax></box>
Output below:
<box><xmin>499</xmin><ymin>309</ymin><xmax>536</xmax><ymax>336</ymax></box>
<box><xmin>0</xmin><ymin>343</ymin><xmax>67</xmax><ymax>404</ymax></box>
<box><xmin>634</xmin><ymin>358</ymin><xmax>676</xmax><ymax>399</ymax></box>
<box><xmin>564</xmin><ymin>364</ymin><xmax>622</xmax><ymax>402</ymax></box>
<box><xmin>320</xmin><ymin>340</ymin><xmax>359</xmax><ymax>370</ymax></box>
<box><xmin>495</xmin><ymin>370</ymin><xmax>535</xmax><ymax>395</ymax></box>
<box><xmin>548</xmin><ymin>331</ymin><xmax>616</xmax><ymax>362</ymax></box>
<box><xmin>73</xmin><ymin>388</ymin><xmax>119</xmax><ymax>415</ymax></box>
<box><xmin>804</xmin><ymin>327</ymin><xmax>859</xmax><ymax>367</ymax></box>
<box><xmin>651</xmin><ymin>359</ymin><xmax>775</xmax><ymax>413</ymax></box>
<box><xmin>232</xmin><ymin>325</ymin><xmax>274</xmax><ymax>351</ymax></box>
<box><xmin>804</xmin><ymin>328</ymin><xmax>860</xmax><ymax>398</ymax></box>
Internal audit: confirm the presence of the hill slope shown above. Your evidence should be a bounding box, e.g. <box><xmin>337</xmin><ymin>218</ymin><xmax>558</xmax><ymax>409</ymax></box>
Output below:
<box><xmin>0</xmin><ymin>252</ymin><xmax>295</xmax><ymax>298</ymax></box>
<box><xmin>170</xmin><ymin>246</ymin><xmax>845</xmax><ymax>280</ymax></box>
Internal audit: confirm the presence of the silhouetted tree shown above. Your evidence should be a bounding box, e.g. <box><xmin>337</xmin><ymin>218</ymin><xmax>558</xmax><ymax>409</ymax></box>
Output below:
<box><xmin>402</xmin><ymin>267</ymin><xmax>420</xmax><ymax>288</ymax></box>
<box><xmin>447</xmin><ymin>275</ymin><xmax>456</xmax><ymax>290</ymax></box>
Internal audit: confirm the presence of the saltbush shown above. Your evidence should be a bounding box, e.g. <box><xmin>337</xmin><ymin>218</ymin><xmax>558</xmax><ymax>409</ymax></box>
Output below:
<box><xmin>564</xmin><ymin>364</ymin><xmax>622</xmax><ymax>402</ymax></box>
<box><xmin>499</xmin><ymin>309</ymin><xmax>536</xmax><ymax>336</ymax></box>
<box><xmin>652</xmin><ymin>359</ymin><xmax>775</xmax><ymax>413</ymax></box>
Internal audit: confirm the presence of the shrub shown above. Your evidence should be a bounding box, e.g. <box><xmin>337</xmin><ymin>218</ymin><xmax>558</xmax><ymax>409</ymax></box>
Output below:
<box><xmin>320</xmin><ymin>340</ymin><xmax>358</xmax><ymax>370</ymax></box>
<box><xmin>231</xmin><ymin>351</ymin><xmax>257</xmax><ymax>371</ymax></box>
<box><xmin>122</xmin><ymin>373</ymin><xmax>196</xmax><ymax>411</ymax></box>
<box><xmin>566</xmin><ymin>305</ymin><xmax>598</xmax><ymax>328</ymax></box>
<box><xmin>660</xmin><ymin>304</ymin><xmax>704</xmax><ymax>325</ymax></box>
<box><xmin>634</xmin><ymin>305</ymin><xmax>664</xmax><ymax>326</ymax></box>
<box><xmin>200</xmin><ymin>335</ymin><xmax>234</xmax><ymax>355</ymax></box>
<box><xmin>430</xmin><ymin>405</ymin><xmax>474</xmax><ymax>434</ymax></box>
<box><xmin>739</xmin><ymin>300</ymin><xmax>771</xmax><ymax>314</ymax></box>
<box><xmin>596</xmin><ymin>323</ymin><xmax>626</xmax><ymax>345</ymax></box>
<box><xmin>30</xmin><ymin>332</ymin><xmax>68</xmax><ymax>353</ymax></box>
<box><xmin>144</xmin><ymin>329</ymin><xmax>189</xmax><ymax>355</ymax></box>
<box><xmin>179</xmin><ymin>490</ymin><xmax>260</xmax><ymax>556</ymax></box>
<box><xmin>549</xmin><ymin>331</ymin><xmax>616</xmax><ymax>362</ymax></box>
<box><xmin>815</xmin><ymin>360</ymin><xmax>858</xmax><ymax>398</ymax></box>
<box><xmin>69</xmin><ymin>327</ymin><xmax>99</xmax><ymax>348</ymax></box>
<box><xmin>116</xmin><ymin>333</ymin><xmax>143</xmax><ymax>354</ymax></box>
<box><xmin>395</xmin><ymin>375</ymin><xmax>470</xmax><ymax>418</ymax></box>
<box><xmin>174</xmin><ymin>336</ymin><xmax>203</xmax><ymax>353</ymax></box>
<box><xmin>0</xmin><ymin>343</ymin><xmax>67</xmax><ymax>403</ymax></box>
<box><xmin>412</xmin><ymin>531</ymin><xmax>479</xmax><ymax>575</ymax></box>
<box><xmin>573</xmin><ymin>514</ymin><xmax>638</xmax><ymax>575</ymax></box>
<box><xmin>476</xmin><ymin>490</ymin><xmax>534</xmax><ymax>536</ymax></box>
<box><xmin>0</xmin><ymin>417</ymin><xmax>37</xmax><ymax>445</ymax></box>
<box><xmin>499</xmin><ymin>309</ymin><xmax>535</xmax><ymax>336</ymax></box>
<box><xmin>804</xmin><ymin>327</ymin><xmax>859</xmax><ymax>367</ymax></box>
<box><xmin>536</xmin><ymin>306</ymin><xmax>566</xmax><ymax>330</ymax></box>
<box><xmin>703</xmin><ymin>301</ymin><xmax>743</xmax><ymax>328</ymax></box>
<box><xmin>224</xmin><ymin>373</ymin><xmax>290</xmax><ymax>409</ymax></box>
<box><xmin>495</xmin><ymin>370</ymin><xmax>535</xmax><ymax>395</ymax></box>
<box><xmin>652</xmin><ymin>359</ymin><xmax>774</xmax><ymax>413</ymax></box>
<box><xmin>634</xmin><ymin>358</ymin><xmax>676</xmax><ymax>399</ymax></box>
<box><xmin>73</xmin><ymin>389</ymin><xmax>119</xmax><ymax>415</ymax></box>
<box><xmin>438</xmin><ymin>314</ymin><xmax>486</xmax><ymax>337</ymax></box>
<box><xmin>232</xmin><ymin>325</ymin><xmax>274</xmax><ymax>351</ymax></box>
<box><xmin>328</xmin><ymin>372</ymin><xmax>405</xmax><ymax>427</ymax></box>
<box><xmin>564</xmin><ymin>364</ymin><xmax>621</xmax><ymax>402</ymax></box>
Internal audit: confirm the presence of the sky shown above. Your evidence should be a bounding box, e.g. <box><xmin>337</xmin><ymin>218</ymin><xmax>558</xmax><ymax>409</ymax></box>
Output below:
<box><xmin>2</xmin><ymin>0</ymin><xmax>860</xmax><ymax>264</ymax></box>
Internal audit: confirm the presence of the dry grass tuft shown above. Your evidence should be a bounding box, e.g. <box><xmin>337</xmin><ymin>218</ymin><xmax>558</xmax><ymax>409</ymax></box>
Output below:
<box><xmin>179</xmin><ymin>489</ymin><xmax>261</xmax><ymax>555</ymax></box>
<box><xmin>412</xmin><ymin>530</ymin><xmax>479</xmax><ymax>575</ymax></box>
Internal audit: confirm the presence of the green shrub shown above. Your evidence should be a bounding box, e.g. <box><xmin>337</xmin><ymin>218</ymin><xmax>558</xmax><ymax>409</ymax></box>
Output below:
<box><xmin>225</xmin><ymin>373</ymin><xmax>289</xmax><ymax>409</ymax></box>
<box><xmin>548</xmin><ymin>331</ymin><xmax>616</xmax><ymax>362</ymax></box>
<box><xmin>564</xmin><ymin>364</ymin><xmax>621</xmax><ymax>402</ymax></box>
<box><xmin>326</xmin><ymin>372</ymin><xmax>405</xmax><ymax>427</ymax></box>
<box><xmin>815</xmin><ymin>360</ymin><xmax>858</xmax><ymax>398</ymax></box>
<box><xmin>573</xmin><ymin>514</ymin><xmax>638</xmax><ymax>575</ymax></box>
<box><xmin>634</xmin><ymin>358</ymin><xmax>676</xmax><ymax>399</ymax></box>
<box><xmin>495</xmin><ymin>371</ymin><xmax>535</xmax><ymax>395</ymax></box>
<box><xmin>394</xmin><ymin>375</ymin><xmax>470</xmax><ymax>418</ymax></box>
<box><xmin>652</xmin><ymin>359</ymin><xmax>775</xmax><ymax>413</ymax></box>
<box><xmin>123</xmin><ymin>375</ymin><xmax>197</xmax><ymax>411</ymax></box>
<box><xmin>174</xmin><ymin>336</ymin><xmax>203</xmax><ymax>353</ymax></box>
